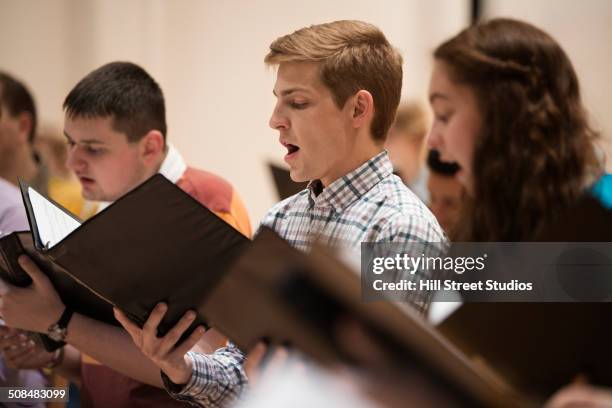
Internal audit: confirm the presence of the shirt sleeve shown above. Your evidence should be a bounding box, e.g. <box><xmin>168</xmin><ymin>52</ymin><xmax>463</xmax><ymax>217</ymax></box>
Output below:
<box><xmin>163</xmin><ymin>343</ymin><xmax>247</xmax><ymax>408</ymax></box>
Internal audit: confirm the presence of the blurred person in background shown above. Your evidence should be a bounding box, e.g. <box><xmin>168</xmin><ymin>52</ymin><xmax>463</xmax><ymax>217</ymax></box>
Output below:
<box><xmin>385</xmin><ymin>102</ymin><xmax>430</xmax><ymax>202</ymax></box>
<box><xmin>0</xmin><ymin>177</ymin><xmax>47</xmax><ymax>408</ymax></box>
<box><xmin>0</xmin><ymin>72</ymin><xmax>45</xmax><ymax>192</ymax></box>
<box><xmin>425</xmin><ymin>149</ymin><xmax>463</xmax><ymax>236</ymax></box>
<box><xmin>0</xmin><ymin>72</ymin><xmax>89</xmax><ymax>218</ymax></box>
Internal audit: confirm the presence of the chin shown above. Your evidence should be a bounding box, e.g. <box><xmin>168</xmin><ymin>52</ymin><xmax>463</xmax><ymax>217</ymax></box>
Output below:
<box><xmin>80</xmin><ymin>190</ymin><xmax>96</xmax><ymax>201</ymax></box>
<box><xmin>288</xmin><ymin>169</ymin><xmax>309</xmax><ymax>183</ymax></box>
<box><xmin>82</xmin><ymin>189</ymin><xmax>112</xmax><ymax>203</ymax></box>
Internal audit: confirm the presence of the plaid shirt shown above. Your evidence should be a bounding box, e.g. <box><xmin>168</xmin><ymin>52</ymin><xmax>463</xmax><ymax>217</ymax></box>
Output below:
<box><xmin>168</xmin><ymin>150</ymin><xmax>446</xmax><ymax>407</ymax></box>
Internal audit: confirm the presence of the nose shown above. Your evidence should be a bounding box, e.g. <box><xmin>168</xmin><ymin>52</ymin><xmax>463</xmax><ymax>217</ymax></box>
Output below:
<box><xmin>66</xmin><ymin>145</ymin><xmax>86</xmax><ymax>173</ymax></box>
<box><xmin>427</xmin><ymin>124</ymin><xmax>442</xmax><ymax>151</ymax></box>
<box><xmin>269</xmin><ymin>102</ymin><xmax>289</xmax><ymax>130</ymax></box>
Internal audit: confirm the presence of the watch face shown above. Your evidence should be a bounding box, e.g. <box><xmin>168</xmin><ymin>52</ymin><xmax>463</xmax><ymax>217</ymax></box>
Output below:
<box><xmin>48</xmin><ymin>324</ymin><xmax>66</xmax><ymax>342</ymax></box>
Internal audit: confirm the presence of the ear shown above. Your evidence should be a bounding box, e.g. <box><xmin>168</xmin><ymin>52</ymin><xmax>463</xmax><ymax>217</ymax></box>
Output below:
<box><xmin>16</xmin><ymin>112</ymin><xmax>34</xmax><ymax>143</ymax></box>
<box><xmin>350</xmin><ymin>90</ymin><xmax>374</xmax><ymax>130</ymax></box>
<box><xmin>140</xmin><ymin>130</ymin><xmax>165</xmax><ymax>165</ymax></box>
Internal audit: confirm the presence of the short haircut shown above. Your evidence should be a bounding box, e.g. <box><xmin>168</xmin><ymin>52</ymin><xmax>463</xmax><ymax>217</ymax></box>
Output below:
<box><xmin>265</xmin><ymin>20</ymin><xmax>403</xmax><ymax>142</ymax></box>
<box><xmin>63</xmin><ymin>62</ymin><xmax>167</xmax><ymax>143</ymax></box>
<box><xmin>427</xmin><ymin>149</ymin><xmax>460</xmax><ymax>176</ymax></box>
<box><xmin>0</xmin><ymin>72</ymin><xmax>37</xmax><ymax>143</ymax></box>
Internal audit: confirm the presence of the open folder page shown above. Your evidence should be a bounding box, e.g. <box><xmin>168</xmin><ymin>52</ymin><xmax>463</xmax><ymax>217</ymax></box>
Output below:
<box><xmin>27</xmin><ymin>187</ymin><xmax>81</xmax><ymax>249</ymax></box>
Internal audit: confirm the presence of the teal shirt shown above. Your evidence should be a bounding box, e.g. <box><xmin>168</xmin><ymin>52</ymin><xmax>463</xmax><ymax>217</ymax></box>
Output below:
<box><xmin>591</xmin><ymin>173</ymin><xmax>612</xmax><ymax>209</ymax></box>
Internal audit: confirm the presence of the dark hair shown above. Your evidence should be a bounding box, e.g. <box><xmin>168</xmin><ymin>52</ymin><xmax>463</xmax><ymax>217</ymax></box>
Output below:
<box><xmin>434</xmin><ymin>18</ymin><xmax>602</xmax><ymax>241</ymax></box>
<box><xmin>427</xmin><ymin>149</ymin><xmax>460</xmax><ymax>176</ymax></box>
<box><xmin>0</xmin><ymin>72</ymin><xmax>37</xmax><ymax>143</ymax></box>
<box><xmin>63</xmin><ymin>62</ymin><xmax>167</xmax><ymax>143</ymax></box>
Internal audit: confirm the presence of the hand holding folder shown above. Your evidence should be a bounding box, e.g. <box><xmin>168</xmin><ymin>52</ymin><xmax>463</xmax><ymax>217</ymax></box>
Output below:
<box><xmin>114</xmin><ymin>226</ymin><xmax>527</xmax><ymax>406</ymax></box>
<box><xmin>0</xmin><ymin>174</ymin><xmax>249</xmax><ymax>351</ymax></box>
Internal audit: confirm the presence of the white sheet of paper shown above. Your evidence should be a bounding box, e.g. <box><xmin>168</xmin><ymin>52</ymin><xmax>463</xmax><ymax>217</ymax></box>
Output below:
<box><xmin>28</xmin><ymin>187</ymin><xmax>81</xmax><ymax>249</ymax></box>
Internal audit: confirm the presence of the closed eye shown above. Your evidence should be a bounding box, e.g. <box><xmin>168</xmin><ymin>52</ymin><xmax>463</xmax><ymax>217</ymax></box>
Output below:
<box><xmin>84</xmin><ymin>146</ymin><xmax>104</xmax><ymax>155</ymax></box>
<box><xmin>289</xmin><ymin>101</ymin><xmax>309</xmax><ymax>110</ymax></box>
<box><xmin>435</xmin><ymin>114</ymin><xmax>449</xmax><ymax>124</ymax></box>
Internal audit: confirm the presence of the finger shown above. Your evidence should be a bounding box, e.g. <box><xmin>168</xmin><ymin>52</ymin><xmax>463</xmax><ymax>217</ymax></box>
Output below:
<box><xmin>246</xmin><ymin>341</ymin><xmax>267</xmax><ymax>367</ymax></box>
<box><xmin>244</xmin><ymin>341</ymin><xmax>268</xmax><ymax>384</ymax></box>
<box><xmin>544</xmin><ymin>384</ymin><xmax>596</xmax><ymax>408</ymax></box>
<box><xmin>334</xmin><ymin>318</ymin><xmax>390</xmax><ymax>370</ymax></box>
<box><xmin>142</xmin><ymin>303</ymin><xmax>168</xmax><ymax>338</ymax></box>
<box><xmin>157</xmin><ymin>310</ymin><xmax>197</xmax><ymax>356</ymax></box>
<box><xmin>0</xmin><ymin>332</ymin><xmax>27</xmax><ymax>349</ymax></box>
<box><xmin>0</xmin><ymin>278</ymin><xmax>10</xmax><ymax>296</ymax></box>
<box><xmin>17</xmin><ymin>256</ymin><xmax>49</xmax><ymax>288</ymax></box>
<box><xmin>5</xmin><ymin>347</ymin><xmax>38</xmax><ymax>369</ymax></box>
<box><xmin>6</xmin><ymin>327</ymin><xmax>22</xmax><ymax>336</ymax></box>
<box><xmin>4</xmin><ymin>340</ymin><xmax>35</xmax><ymax>361</ymax></box>
<box><xmin>113</xmin><ymin>308</ymin><xmax>142</xmax><ymax>341</ymax></box>
<box><xmin>172</xmin><ymin>325</ymin><xmax>206</xmax><ymax>358</ymax></box>
<box><xmin>265</xmin><ymin>345</ymin><xmax>290</xmax><ymax>372</ymax></box>
<box><xmin>556</xmin><ymin>384</ymin><xmax>612</xmax><ymax>407</ymax></box>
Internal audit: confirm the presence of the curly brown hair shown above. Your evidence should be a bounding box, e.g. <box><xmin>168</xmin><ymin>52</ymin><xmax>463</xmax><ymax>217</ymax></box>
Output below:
<box><xmin>434</xmin><ymin>18</ymin><xmax>602</xmax><ymax>241</ymax></box>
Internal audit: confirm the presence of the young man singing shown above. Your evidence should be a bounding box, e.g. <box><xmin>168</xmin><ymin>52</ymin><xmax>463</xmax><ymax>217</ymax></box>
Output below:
<box><xmin>115</xmin><ymin>20</ymin><xmax>445</xmax><ymax>407</ymax></box>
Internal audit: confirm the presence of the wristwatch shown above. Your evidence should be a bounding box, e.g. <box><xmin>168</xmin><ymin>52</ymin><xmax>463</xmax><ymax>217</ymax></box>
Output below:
<box><xmin>44</xmin><ymin>346</ymin><xmax>65</xmax><ymax>370</ymax></box>
<box><xmin>47</xmin><ymin>308</ymin><xmax>74</xmax><ymax>342</ymax></box>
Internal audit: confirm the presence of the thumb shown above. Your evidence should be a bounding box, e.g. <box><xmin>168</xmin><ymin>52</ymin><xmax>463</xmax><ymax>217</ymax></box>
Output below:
<box><xmin>17</xmin><ymin>256</ymin><xmax>49</xmax><ymax>288</ymax></box>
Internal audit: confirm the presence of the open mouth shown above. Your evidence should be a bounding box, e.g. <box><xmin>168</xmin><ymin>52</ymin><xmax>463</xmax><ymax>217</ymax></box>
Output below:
<box><xmin>282</xmin><ymin>141</ymin><xmax>300</xmax><ymax>162</ymax></box>
<box><xmin>78</xmin><ymin>176</ymin><xmax>95</xmax><ymax>185</ymax></box>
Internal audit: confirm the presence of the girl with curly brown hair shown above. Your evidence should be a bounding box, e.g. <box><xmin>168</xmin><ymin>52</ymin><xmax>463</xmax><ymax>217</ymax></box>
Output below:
<box><xmin>428</xmin><ymin>18</ymin><xmax>611</xmax><ymax>242</ymax></box>
<box><xmin>428</xmin><ymin>18</ymin><xmax>612</xmax><ymax>406</ymax></box>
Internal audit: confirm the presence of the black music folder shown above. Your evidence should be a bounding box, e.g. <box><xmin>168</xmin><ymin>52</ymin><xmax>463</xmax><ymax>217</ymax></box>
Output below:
<box><xmin>268</xmin><ymin>162</ymin><xmax>308</xmax><ymax>200</ymax></box>
<box><xmin>197</xmin><ymin>227</ymin><xmax>530</xmax><ymax>407</ymax></box>
<box><xmin>438</xmin><ymin>195</ymin><xmax>612</xmax><ymax>401</ymax></box>
<box><xmin>438</xmin><ymin>303</ymin><xmax>612</xmax><ymax>401</ymax></box>
<box><xmin>0</xmin><ymin>174</ymin><xmax>249</xmax><ymax>351</ymax></box>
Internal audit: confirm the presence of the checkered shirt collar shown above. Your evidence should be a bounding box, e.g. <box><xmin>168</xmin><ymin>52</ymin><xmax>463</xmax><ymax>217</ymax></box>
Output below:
<box><xmin>307</xmin><ymin>150</ymin><xmax>392</xmax><ymax>212</ymax></box>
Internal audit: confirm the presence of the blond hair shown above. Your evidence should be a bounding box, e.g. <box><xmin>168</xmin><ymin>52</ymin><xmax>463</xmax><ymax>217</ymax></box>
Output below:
<box><xmin>392</xmin><ymin>103</ymin><xmax>428</xmax><ymax>142</ymax></box>
<box><xmin>265</xmin><ymin>20</ymin><xmax>403</xmax><ymax>142</ymax></box>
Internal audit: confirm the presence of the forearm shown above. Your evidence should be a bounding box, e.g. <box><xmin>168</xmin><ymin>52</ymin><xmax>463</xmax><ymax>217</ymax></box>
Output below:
<box><xmin>54</xmin><ymin>345</ymin><xmax>82</xmax><ymax>385</ymax></box>
<box><xmin>65</xmin><ymin>313</ymin><xmax>165</xmax><ymax>387</ymax></box>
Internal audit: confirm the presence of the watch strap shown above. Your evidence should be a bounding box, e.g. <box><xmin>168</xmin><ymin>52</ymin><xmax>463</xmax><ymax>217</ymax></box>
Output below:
<box><xmin>57</xmin><ymin>307</ymin><xmax>74</xmax><ymax>329</ymax></box>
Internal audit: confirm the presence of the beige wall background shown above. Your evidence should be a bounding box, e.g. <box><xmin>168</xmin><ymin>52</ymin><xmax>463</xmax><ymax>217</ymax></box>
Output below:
<box><xmin>1</xmin><ymin>0</ymin><xmax>609</xmax><ymax>224</ymax></box>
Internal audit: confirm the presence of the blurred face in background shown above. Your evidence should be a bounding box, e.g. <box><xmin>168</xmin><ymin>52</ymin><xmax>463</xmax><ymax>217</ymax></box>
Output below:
<box><xmin>385</xmin><ymin>125</ymin><xmax>426</xmax><ymax>185</ymax></box>
<box><xmin>385</xmin><ymin>103</ymin><xmax>428</xmax><ymax>186</ymax></box>
<box><xmin>0</xmin><ymin>102</ymin><xmax>29</xmax><ymax>160</ymax></box>
<box><xmin>64</xmin><ymin>115</ymin><xmax>151</xmax><ymax>202</ymax></box>
<box><xmin>427</xmin><ymin>171</ymin><xmax>463</xmax><ymax>235</ymax></box>
<box><xmin>427</xmin><ymin>60</ymin><xmax>482</xmax><ymax>191</ymax></box>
